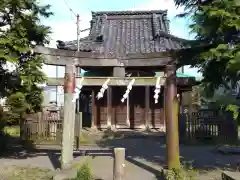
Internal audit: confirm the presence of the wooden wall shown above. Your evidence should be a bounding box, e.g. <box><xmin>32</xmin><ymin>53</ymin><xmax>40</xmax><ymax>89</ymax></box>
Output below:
<box><xmin>93</xmin><ymin>86</ymin><xmax>165</xmax><ymax>129</ymax></box>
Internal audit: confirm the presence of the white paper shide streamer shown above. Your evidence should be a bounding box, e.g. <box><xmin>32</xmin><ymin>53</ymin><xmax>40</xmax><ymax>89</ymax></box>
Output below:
<box><xmin>96</xmin><ymin>79</ymin><xmax>110</xmax><ymax>100</ymax></box>
<box><xmin>72</xmin><ymin>77</ymin><xmax>84</xmax><ymax>102</ymax></box>
<box><xmin>36</xmin><ymin>83</ymin><xmax>47</xmax><ymax>88</ymax></box>
<box><xmin>121</xmin><ymin>79</ymin><xmax>135</xmax><ymax>103</ymax></box>
<box><xmin>154</xmin><ymin>77</ymin><xmax>161</xmax><ymax>104</ymax></box>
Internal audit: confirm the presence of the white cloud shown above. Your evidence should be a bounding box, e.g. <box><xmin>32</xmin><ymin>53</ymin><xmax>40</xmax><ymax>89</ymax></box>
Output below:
<box><xmin>44</xmin><ymin>13</ymin><xmax>92</xmax><ymax>48</ymax></box>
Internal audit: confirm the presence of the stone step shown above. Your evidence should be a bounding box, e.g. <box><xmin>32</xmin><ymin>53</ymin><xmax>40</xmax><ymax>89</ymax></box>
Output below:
<box><xmin>222</xmin><ymin>171</ymin><xmax>240</xmax><ymax>180</ymax></box>
<box><xmin>218</xmin><ymin>146</ymin><xmax>240</xmax><ymax>154</ymax></box>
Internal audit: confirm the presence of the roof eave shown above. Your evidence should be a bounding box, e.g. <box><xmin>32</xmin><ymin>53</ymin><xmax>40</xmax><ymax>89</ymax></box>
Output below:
<box><xmin>92</xmin><ymin>10</ymin><xmax>168</xmax><ymax>16</ymax></box>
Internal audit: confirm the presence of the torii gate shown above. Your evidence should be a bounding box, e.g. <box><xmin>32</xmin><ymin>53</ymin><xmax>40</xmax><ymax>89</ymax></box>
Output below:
<box><xmin>34</xmin><ymin>45</ymin><xmax>186</xmax><ymax>169</ymax></box>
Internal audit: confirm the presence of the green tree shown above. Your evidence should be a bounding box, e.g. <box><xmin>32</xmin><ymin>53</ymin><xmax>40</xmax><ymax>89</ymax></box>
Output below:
<box><xmin>0</xmin><ymin>0</ymin><xmax>52</xmax><ymax>136</ymax></box>
<box><xmin>175</xmin><ymin>0</ymin><xmax>240</xmax><ymax>97</ymax></box>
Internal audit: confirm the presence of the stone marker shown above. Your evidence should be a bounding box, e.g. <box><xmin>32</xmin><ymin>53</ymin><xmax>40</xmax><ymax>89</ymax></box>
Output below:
<box><xmin>113</xmin><ymin>148</ymin><xmax>125</xmax><ymax>180</ymax></box>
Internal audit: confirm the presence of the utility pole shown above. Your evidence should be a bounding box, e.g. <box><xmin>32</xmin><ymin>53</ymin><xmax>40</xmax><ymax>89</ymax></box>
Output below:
<box><xmin>75</xmin><ymin>13</ymin><xmax>82</xmax><ymax>148</ymax></box>
<box><xmin>77</xmin><ymin>14</ymin><xmax>80</xmax><ymax>52</ymax></box>
<box><xmin>70</xmin><ymin>13</ymin><xmax>80</xmax><ymax>155</ymax></box>
<box><xmin>76</xmin><ymin>14</ymin><xmax>81</xmax><ymax>116</ymax></box>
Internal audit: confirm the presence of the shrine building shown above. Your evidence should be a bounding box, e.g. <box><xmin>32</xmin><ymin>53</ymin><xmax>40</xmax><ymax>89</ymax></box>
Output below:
<box><xmin>37</xmin><ymin>10</ymin><xmax>198</xmax><ymax>130</ymax></box>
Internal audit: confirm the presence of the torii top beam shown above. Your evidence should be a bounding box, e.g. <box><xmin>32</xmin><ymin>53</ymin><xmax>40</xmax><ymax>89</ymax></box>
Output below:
<box><xmin>34</xmin><ymin>46</ymin><xmax>175</xmax><ymax>67</ymax></box>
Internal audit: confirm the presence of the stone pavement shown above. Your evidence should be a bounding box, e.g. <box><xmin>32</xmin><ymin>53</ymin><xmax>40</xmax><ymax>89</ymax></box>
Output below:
<box><xmin>0</xmin><ymin>151</ymin><xmax>163</xmax><ymax>180</ymax></box>
<box><xmin>69</xmin><ymin>156</ymin><xmax>163</xmax><ymax>180</ymax></box>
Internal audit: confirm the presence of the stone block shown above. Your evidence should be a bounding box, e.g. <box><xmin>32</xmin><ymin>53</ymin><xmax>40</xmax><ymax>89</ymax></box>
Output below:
<box><xmin>222</xmin><ymin>171</ymin><xmax>240</xmax><ymax>180</ymax></box>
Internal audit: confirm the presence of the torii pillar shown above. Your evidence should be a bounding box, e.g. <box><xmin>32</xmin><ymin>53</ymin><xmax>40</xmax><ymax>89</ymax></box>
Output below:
<box><xmin>61</xmin><ymin>64</ymin><xmax>76</xmax><ymax>168</ymax></box>
<box><xmin>165</xmin><ymin>64</ymin><xmax>180</xmax><ymax>169</ymax></box>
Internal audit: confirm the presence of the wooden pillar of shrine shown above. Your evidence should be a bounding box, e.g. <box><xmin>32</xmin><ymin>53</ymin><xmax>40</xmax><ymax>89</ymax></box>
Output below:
<box><xmin>91</xmin><ymin>90</ymin><xmax>97</xmax><ymax>129</ymax></box>
<box><xmin>113</xmin><ymin>67</ymin><xmax>125</xmax><ymax>77</ymax></box>
<box><xmin>163</xmin><ymin>83</ymin><xmax>167</xmax><ymax>131</ymax></box>
<box><xmin>61</xmin><ymin>64</ymin><xmax>76</xmax><ymax>168</ymax></box>
<box><xmin>113</xmin><ymin>67</ymin><xmax>126</xmax><ymax>128</ymax></box>
<box><xmin>179</xmin><ymin>91</ymin><xmax>183</xmax><ymax>114</ymax></box>
<box><xmin>107</xmin><ymin>87</ymin><xmax>112</xmax><ymax>129</ymax></box>
<box><xmin>145</xmin><ymin>86</ymin><xmax>150</xmax><ymax>129</ymax></box>
<box><xmin>165</xmin><ymin>64</ymin><xmax>180</xmax><ymax>169</ymax></box>
<box><xmin>126</xmin><ymin>96</ymin><xmax>130</xmax><ymax>127</ymax></box>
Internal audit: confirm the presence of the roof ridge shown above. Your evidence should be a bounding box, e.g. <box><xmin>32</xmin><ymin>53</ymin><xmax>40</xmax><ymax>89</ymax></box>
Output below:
<box><xmin>158</xmin><ymin>30</ymin><xmax>188</xmax><ymax>42</ymax></box>
<box><xmin>64</xmin><ymin>36</ymin><xmax>90</xmax><ymax>44</ymax></box>
<box><xmin>92</xmin><ymin>10</ymin><xmax>168</xmax><ymax>16</ymax></box>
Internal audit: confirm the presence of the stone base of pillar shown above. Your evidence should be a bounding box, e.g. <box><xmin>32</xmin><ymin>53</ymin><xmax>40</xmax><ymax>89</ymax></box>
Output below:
<box><xmin>110</xmin><ymin>126</ymin><xmax>117</xmax><ymax>131</ymax></box>
<box><xmin>91</xmin><ymin>126</ymin><xmax>98</xmax><ymax>132</ymax></box>
<box><xmin>126</xmin><ymin>119</ymin><xmax>130</xmax><ymax>127</ymax></box>
<box><xmin>144</xmin><ymin>125</ymin><xmax>150</xmax><ymax>132</ymax></box>
<box><xmin>107</xmin><ymin>121</ymin><xmax>112</xmax><ymax>129</ymax></box>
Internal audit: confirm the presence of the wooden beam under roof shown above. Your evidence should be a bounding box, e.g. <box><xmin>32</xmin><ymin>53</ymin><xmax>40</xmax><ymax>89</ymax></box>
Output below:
<box><xmin>34</xmin><ymin>46</ymin><xmax>174</xmax><ymax>67</ymax></box>
<box><xmin>46</xmin><ymin>76</ymin><xmax>196</xmax><ymax>87</ymax></box>
<box><xmin>47</xmin><ymin>77</ymin><xmax>166</xmax><ymax>86</ymax></box>
<box><xmin>42</xmin><ymin>55</ymin><xmax>172</xmax><ymax>67</ymax></box>
<box><xmin>34</xmin><ymin>46</ymin><xmax>173</xmax><ymax>59</ymax></box>
<box><xmin>41</xmin><ymin>55</ymin><xmax>120</xmax><ymax>66</ymax></box>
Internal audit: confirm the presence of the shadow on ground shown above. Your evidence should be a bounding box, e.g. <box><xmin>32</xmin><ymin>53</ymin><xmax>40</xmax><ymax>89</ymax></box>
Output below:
<box><xmin>0</xmin><ymin>135</ymin><xmax>63</xmax><ymax>170</ymax></box>
<box><xmin>0</xmin><ymin>130</ymin><xmax>239</xmax><ymax>179</ymax></box>
<box><xmin>95</xmin><ymin>130</ymin><xmax>240</xmax><ymax>177</ymax></box>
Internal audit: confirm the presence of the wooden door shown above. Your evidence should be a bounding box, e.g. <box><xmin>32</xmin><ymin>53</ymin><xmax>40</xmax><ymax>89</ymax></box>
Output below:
<box><xmin>78</xmin><ymin>91</ymin><xmax>92</xmax><ymax>128</ymax></box>
<box><xmin>129</xmin><ymin>87</ymin><xmax>145</xmax><ymax>129</ymax></box>
<box><xmin>95</xmin><ymin>91</ymin><xmax>107</xmax><ymax>128</ymax></box>
<box><xmin>148</xmin><ymin>87</ymin><xmax>165</xmax><ymax>129</ymax></box>
<box><xmin>113</xmin><ymin>87</ymin><xmax>128</xmax><ymax>128</ymax></box>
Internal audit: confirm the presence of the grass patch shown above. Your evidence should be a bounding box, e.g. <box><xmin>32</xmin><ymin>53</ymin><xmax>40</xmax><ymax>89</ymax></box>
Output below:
<box><xmin>24</xmin><ymin>131</ymin><xmax>98</xmax><ymax>146</ymax></box>
<box><xmin>71</xmin><ymin>162</ymin><xmax>93</xmax><ymax>180</ymax></box>
<box><xmin>71</xmin><ymin>157</ymin><xmax>92</xmax><ymax>169</ymax></box>
<box><xmin>0</xmin><ymin>166</ymin><xmax>53</xmax><ymax>180</ymax></box>
<box><xmin>75</xmin><ymin>133</ymin><xmax>98</xmax><ymax>145</ymax></box>
<box><xmin>4</xmin><ymin>126</ymin><xmax>20</xmax><ymax>136</ymax></box>
<box><xmin>162</xmin><ymin>162</ymin><xmax>198</xmax><ymax>180</ymax></box>
<box><xmin>101</xmin><ymin>129</ymin><xmax>124</xmax><ymax>140</ymax></box>
<box><xmin>3</xmin><ymin>128</ymin><xmax>126</xmax><ymax>147</ymax></box>
<box><xmin>29</xmin><ymin>130</ymin><xmax>124</xmax><ymax>146</ymax></box>
<box><xmin>160</xmin><ymin>161</ymin><xmax>226</xmax><ymax>180</ymax></box>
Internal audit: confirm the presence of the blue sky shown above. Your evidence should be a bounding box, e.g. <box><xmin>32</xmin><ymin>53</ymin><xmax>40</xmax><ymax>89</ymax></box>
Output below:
<box><xmin>40</xmin><ymin>0</ymin><xmax>201</xmax><ymax>78</ymax></box>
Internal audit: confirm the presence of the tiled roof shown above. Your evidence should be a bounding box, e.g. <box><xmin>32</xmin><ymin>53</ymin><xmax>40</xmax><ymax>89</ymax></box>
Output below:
<box><xmin>56</xmin><ymin>37</ymin><xmax>98</xmax><ymax>52</ymax></box>
<box><xmin>57</xmin><ymin>10</ymin><xmax>187</xmax><ymax>57</ymax></box>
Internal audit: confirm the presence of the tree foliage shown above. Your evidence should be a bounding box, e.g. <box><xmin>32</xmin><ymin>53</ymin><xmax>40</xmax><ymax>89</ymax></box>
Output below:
<box><xmin>0</xmin><ymin>0</ymin><xmax>52</xmax><ymax>115</ymax></box>
<box><xmin>175</xmin><ymin>0</ymin><xmax>240</xmax><ymax>97</ymax></box>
